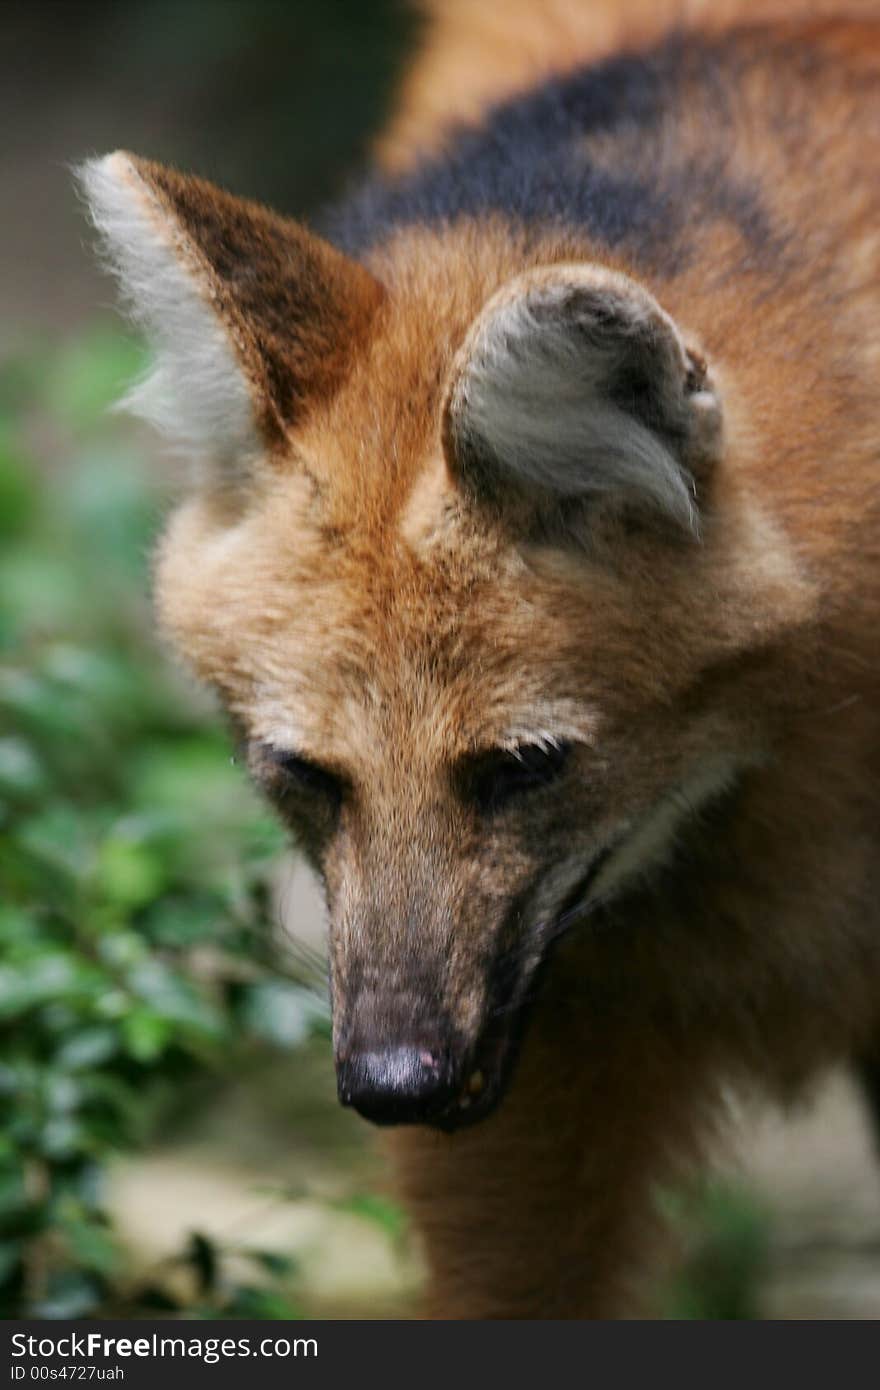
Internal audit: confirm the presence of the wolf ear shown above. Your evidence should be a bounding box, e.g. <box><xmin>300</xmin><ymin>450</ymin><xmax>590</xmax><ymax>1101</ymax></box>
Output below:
<box><xmin>442</xmin><ymin>264</ymin><xmax>722</xmax><ymax>535</ymax></box>
<box><xmin>77</xmin><ymin>152</ymin><xmax>384</xmax><ymax>481</ymax></box>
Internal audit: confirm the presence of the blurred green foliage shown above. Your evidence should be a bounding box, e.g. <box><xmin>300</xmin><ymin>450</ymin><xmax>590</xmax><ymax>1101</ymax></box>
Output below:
<box><xmin>0</xmin><ymin>327</ymin><xmax>327</xmax><ymax>1317</ymax></box>
<box><xmin>661</xmin><ymin>1182</ymin><xmax>770</xmax><ymax>1321</ymax></box>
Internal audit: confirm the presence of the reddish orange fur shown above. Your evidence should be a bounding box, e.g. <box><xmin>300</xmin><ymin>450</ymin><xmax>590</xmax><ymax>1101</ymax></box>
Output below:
<box><xmin>87</xmin><ymin>2</ymin><xmax>880</xmax><ymax>1317</ymax></box>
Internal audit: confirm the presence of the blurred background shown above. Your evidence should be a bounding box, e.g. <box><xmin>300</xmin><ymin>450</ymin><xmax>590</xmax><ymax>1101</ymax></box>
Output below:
<box><xmin>2</xmin><ymin>0</ymin><xmax>879</xmax><ymax>1321</ymax></box>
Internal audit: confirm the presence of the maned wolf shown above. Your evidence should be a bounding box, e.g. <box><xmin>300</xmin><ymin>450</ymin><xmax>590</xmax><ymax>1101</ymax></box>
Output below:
<box><xmin>79</xmin><ymin>0</ymin><xmax>880</xmax><ymax>1316</ymax></box>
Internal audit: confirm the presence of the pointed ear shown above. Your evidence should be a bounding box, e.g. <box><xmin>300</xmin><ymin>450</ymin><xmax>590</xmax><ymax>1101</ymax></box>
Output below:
<box><xmin>77</xmin><ymin>152</ymin><xmax>384</xmax><ymax>480</ymax></box>
<box><xmin>442</xmin><ymin>264</ymin><xmax>722</xmax><ymax>535</ymax></box>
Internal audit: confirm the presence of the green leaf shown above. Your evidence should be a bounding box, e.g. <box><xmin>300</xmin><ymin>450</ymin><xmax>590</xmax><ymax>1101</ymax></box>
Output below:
<box><xmin>0</xmin><ymin>740</ymin><xmax>44</xmax><ymax>801</ymax></box>
<box><xmin>55</xmin><ymin>1028</ymin><xmax>118</xmax><ymax>1072</ymax></box>
<box><xmin>332</xmin><ymin>1193</ymin><xmax>407</xmax><ymax>1241</ymax></box>
<box><xmin>121</xmin><ymin>1010</ymin><xmax>172</xmax><ymax>1062</ymax></box>
<box><xmin>62</xmin><ymin>1216</ymin><xmax>120</xmax><ymax>1277</ymax></box>
<box><xmin>0</xmin><ymin>434</ymin><xmax>35</xmax><ymax>538</ymax></box>
<box><xmin>32</xmin><ymin>1269</ymin><xmax>104</xmax><ymax>1319</ymax></box>
<box><xmin>14</xmin><ymin>806</ymin><xmax>92</xmax><ymax>881</ymax></box>
<box><xmin>239</xmin><ymin>980</ymin><xmax>313</xmax><ymax>1049</ymax></box>
<box><xmin>96</xmin><ymin>837</ymin><xmax>166</xmax><ymax>909</ymax></box>
<box><xmin>0</xmin><ymin>906</ymin><xmax>36</xmax><ymax>949</ymax></box>
<box><xmin>39</xmin><ymin>1116</ymin><xmax>84</xmax><ymax>1160</ymax></box>
<box><xmin>244</xmin><ymin>1248</ymin><xmax>298</xmax><ymax>1279</ymax></box>
<box><xmin>0</xmin><ymin>954</ymin><xmax>90</xmax><ymax>1019</ymax></box>
<box><xmin>221</xmin><ymin>1284</ymin><xmax>304</xmax><ymax>1320</ymax></box>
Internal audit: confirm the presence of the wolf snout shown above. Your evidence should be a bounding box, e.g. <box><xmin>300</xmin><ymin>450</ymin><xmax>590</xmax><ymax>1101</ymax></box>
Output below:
<box><xmin>336</xmin><ymin>1045</ymin><xmax>459</xmax><ymax>1125</ymax></box>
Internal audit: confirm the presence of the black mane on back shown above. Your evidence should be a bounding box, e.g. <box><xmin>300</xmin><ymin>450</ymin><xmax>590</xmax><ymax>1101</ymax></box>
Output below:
<box><xmin>324</xmin><ymin>34</ymin><xmax>775</xmax><ymax>278</ymax></box>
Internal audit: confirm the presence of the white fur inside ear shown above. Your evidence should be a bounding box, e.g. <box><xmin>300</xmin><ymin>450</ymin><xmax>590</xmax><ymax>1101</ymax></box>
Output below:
<box><xmin>453</xmin><ymin>274</ymin><xmax>708</xmax><ymax>534</ymax></box>
<box><xmin>77</xmin><ymin>153</ymin><xmax>258</xmax><ymax>479</ymax></box>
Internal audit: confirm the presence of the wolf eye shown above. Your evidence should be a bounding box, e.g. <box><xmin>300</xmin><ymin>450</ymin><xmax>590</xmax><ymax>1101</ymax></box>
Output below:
<box><xmin>460</xmin><ymin>742</ymin><xmax>570</xmax><ymax>815</ymax></box>
<box><xmin>265</xmin><ymin>749</ymin><xmax>344</xmax><ymax>808</ymax></box>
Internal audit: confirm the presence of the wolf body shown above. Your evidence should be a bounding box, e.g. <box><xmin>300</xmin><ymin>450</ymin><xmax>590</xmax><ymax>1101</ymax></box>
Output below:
<box><xmin>80</xmin><ymin>0</ymin><xmax>880</xmax><ymax>1316</ymax></box>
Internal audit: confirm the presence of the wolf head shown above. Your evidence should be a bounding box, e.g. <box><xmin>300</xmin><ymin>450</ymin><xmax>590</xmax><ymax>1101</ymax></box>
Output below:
<box><xmin>79</xmin><ymin>154</ymin><xmax>813</xmax><ymax>1128</ymax></box>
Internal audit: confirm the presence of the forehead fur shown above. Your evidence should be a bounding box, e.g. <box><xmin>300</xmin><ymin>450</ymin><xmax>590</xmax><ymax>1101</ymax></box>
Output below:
<box><xmin>157</xmin><ymin>483</ymin><xmax>811</xmax><ymax>772</ymax></box>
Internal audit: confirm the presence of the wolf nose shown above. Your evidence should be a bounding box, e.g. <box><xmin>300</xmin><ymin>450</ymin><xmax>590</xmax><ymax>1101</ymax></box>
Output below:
<box><xmin>337</xmin><ymin>1046</ymin><xmax>456</xmax><ymax>1125</ymax></box>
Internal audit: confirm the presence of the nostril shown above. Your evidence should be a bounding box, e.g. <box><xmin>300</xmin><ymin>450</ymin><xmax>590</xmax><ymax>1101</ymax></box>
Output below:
<box><xmin>337</xmin><ymin>1045</ymin><xmax>455</xmax><ymax>1125</ymax></box>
